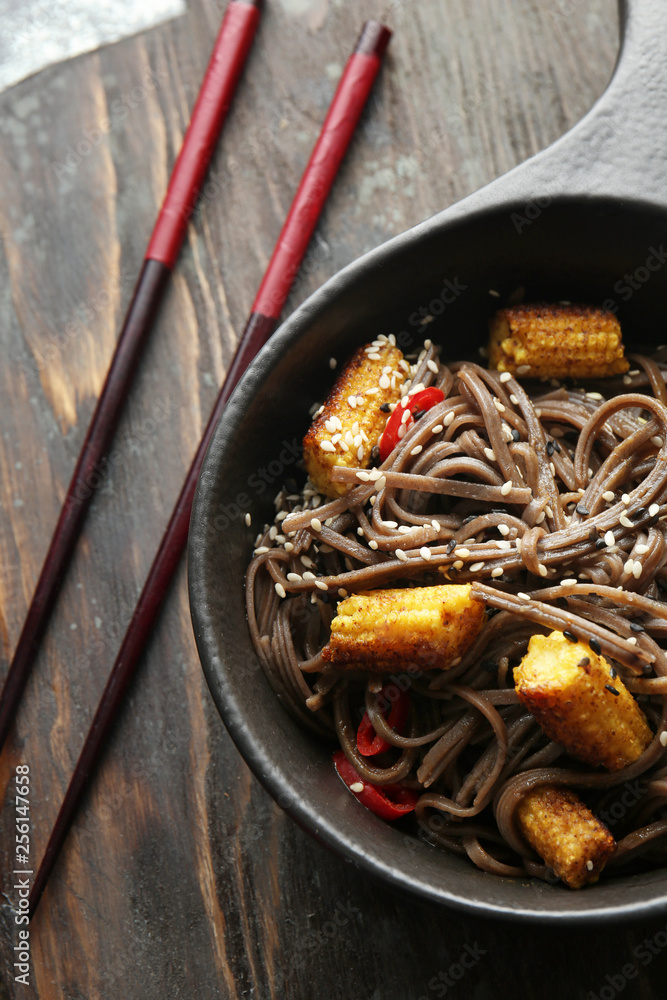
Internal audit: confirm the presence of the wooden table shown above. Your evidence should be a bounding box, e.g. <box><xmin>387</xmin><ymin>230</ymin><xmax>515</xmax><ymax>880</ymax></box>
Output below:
<box><xmin>2</xmin><ymin>0</ymin><xmax>665</xmax><ymax>996</ymax></box>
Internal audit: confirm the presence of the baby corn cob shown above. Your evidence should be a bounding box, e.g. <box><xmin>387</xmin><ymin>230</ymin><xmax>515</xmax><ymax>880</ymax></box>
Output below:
<box><xmin>517</xmin><ymin>784</ymin><xmax>616</xmax><ymax>889</ymax></box>
<box><xmin>303</xmin><ymin>342</ymin><xmax>405</xmax><ymax>498</ymax></box>
<box><xmin>321</xmin><ymin>584</ymin><xmax>485</xmax><ymax>671</ymax></box>
<box><xmin>488</xmin><ymin>304</ymin><xmax>628</xmax><ymax>379</ymax></box>
<box><xmin>514</xmin><ymin>631</ymin><xmax>652</xmax><ymax>771</ymax></box>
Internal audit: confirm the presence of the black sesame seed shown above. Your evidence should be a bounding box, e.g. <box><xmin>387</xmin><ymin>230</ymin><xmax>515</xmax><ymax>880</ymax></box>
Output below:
<box><xmin>413</xmin><ymin>409</ymin><xmax>427</xmax><ymax>421</ymax></box>
<box><xmin>481</xmin><ymin>660</ymin><xmax>498</xmax><ymax>672</ymax></box>
<box><xmin>370</xmin><ymin>445</ymin><xmax>380</xmax><ymax>464</ymax></box>
<box><xmin>576</xmin><ymin>503</ymin><xmax>590</xmax><ymax>516</ymax></box>
<box><xmin>380</xmin><ymin>403</ymin><xmax>391</xmax><ymax>413</ymax></box>
<box><xmin>590</xmin><ymin>637</ymin><xmax>602</xmax><ymax>654</ymax></box>
<box><xmin>461</xmin><ymin>515</ymin><xmax>477</xmax><ymax>526</ymax></box>
<box><xmin>446</xmin><ymin>538</ymin><xmax>457</xmax><ymax>554</ymax></box>
<box><xmin>631</xmin><ymin>507</ymin><xmax>647</xmax><ymax>520</ymax></box>
<box><xmin>546</xmin><ymin>441</ymin><xmax>555</xmax><ymax>456</ymax></box>
<box><xmin>630</xmin><ymin>621</ymin><xmax>645</xmax><ymax>633</ymax></box>
<box><xmin>595</xmin><ymin>538</ymin><xmax>607</xmax><ymax>549</ymax></box>
<box><xmin>605</xmin><ymin>684</ymin><xmax>620</xmax><ymax>696</ymax></box>
<box><xmin>553</xmin><ymin>440</ymin><xmax>561</xmax><ymax>453</ymax></box>
<box><xmin>555</xmin><ymin>596</ymin><xmax>569</xmax><ymax>609</ymax></box>
<box><xmin>578</xmin><ymin>656</ymin><xmax>590</xmax><ymax>668</ymax></box>
<box><xmin>589</xmin><ymin>528</ymin><xmax>599</xmax><ymax>544</ymax></box>
<box><xmin>609</xmin><ymin>666</ymin><xmax>618</xmax><ymax>679</ymax></box>
<box><xmin>512</xmin><ymin>429</ymin><xmax>521</xmax><ymax>442</ymax></box>
<box><xmin>563</xmin><ymin>630</ymin><xmax>578</xmax><ymax>643</ymax></box>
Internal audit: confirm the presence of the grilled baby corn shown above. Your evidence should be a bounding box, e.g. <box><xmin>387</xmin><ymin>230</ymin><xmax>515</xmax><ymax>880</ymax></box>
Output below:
<box><xmin>488</xmin><ymin>303</ymin><xmax>628</xmax><ymax>379</ymax></box>
<box><xmin>514</xmin><ymin>631</ymin><xmax>652</xmax><ymax>771</ymax></box>
<box><xmin>303</xmin><ymin>342</ymin><xmax>405</xmax><ymax>498</ymax></box>
<box><xmin>321</xmin><ymin>584</ymin><xmax>485</xmax><ymax>671</ymax></box>
<box><xmin>517</xmin><ymin>784</ymin><xmax>616</xmax><ymax>889</ymax></box>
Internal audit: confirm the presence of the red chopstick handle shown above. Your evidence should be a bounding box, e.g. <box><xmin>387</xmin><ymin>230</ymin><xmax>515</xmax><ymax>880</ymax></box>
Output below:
<box><xmin>146</xmin><ymin>0</ymin><xmax>263</xmax><ymax>268</ymax></box>
<box><xmin>252</xmin><ymin>20</ymin><xmax>392</xmax><ymax>319</ymax></box>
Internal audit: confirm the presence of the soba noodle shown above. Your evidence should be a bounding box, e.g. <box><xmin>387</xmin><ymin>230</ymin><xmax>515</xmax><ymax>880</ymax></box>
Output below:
<box><xmin>245</xmin><ymin>339</ymin><xmax>667</xmax><ymax>882</ymax></box>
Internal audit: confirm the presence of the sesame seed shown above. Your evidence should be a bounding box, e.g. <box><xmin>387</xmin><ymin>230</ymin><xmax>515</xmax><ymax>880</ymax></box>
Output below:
<box><xmin>627</xmin><ymin>636</ymin><xmax>638</xmax><ymax>644</ymax></box>
<box><xmin>338</xmin><ymin>588</ymin><xmax>348</xmax><ymax>597</ymax></box>
<box><xmin>587</xmin><ymin>392</ymin><xmax>603</xmax><ymax>400</ymax></box>
<box><xmin>515</xmin><ymin>537</ymin><xmax>522</xmax><ymax>552</ymax></box>
<box><xmin>453</xmin><ymin>560</ymin><xmax>464</xmax><ymax>569</ymax></box>
<box><xmin>633</xmin><ymin>562</ymin><xmax>643</xmax><ymax>579</ymax></box>
<box><xmin>320</xmin><ymin>440</ymin><xmax>335</xmax><ymax>453</ymax></box>
<box><xmin>603</xmin><ymin>491</ymin><xmax>615</xmax><ymax>502</ymax></box>
<box><xmin>400</xmin><ymin>409</ymin><xmax>411</xmax><ymax>425</ymax></box>
<box><xmin>254</xmin><ymin>546</ymin><xmax>270</xmax><ymax>555</ymax></box>
<box><xmin>516</xmin><ymin>365</ymin><xmax>531</xmax><ymax>375</ymax></box>
<box><xmin>396</xmin><ymin>549</ymin><xmax>408</xmax><ymax>561</ymax></box>
<box><xmin>367</xmin><ymin>352</ymin><xmax>381</xmax><ymax>361</ymax></box>
<box><xmin>357</xmin><ymin>445</ymin><xmax>364</xmax><ymax>460</ymax></box>
<box><xmin>269</xmin><ymin>526</ymin><xmax>278</xmax><ymax>540</ymax></box>
<box><xmin>586</xmin><ymin>861</ymin><xmax>594</xmax><ymax>872</ymax></box>
<box><xmin>484</xmin><ymin>447</ymin><xmax>496</xmax><ymax>461</ymax></box>
<box><xmin>348</xmin><ymin>395</ymin><xmax>357</xmax><ymax>407</ymax></box>
<box><xmin>563</xmin><ymin>630</ymin><xmax>578</xmax><ymax>643</ymax></box>
<box><xmin>500</xmin><ymin>371</ymin><xmax>512</xmax><ymax>383</ymax></box>
<box><xmin>369</xmin><ymin>540</ymin><xmax>378</xmax><ymax>550</ymax></box>
<box><xmin>622</xmin><ymin>493</ymin><xmax>630</xmax><ymax>504</ymax></box>
<box><xmin>410</xmin><ymin>445</ymin><xmax>423</xmax><ymax>456</ymax></box>
<box><xmin>650</xmin><ymin>503</ymin><xmax>660</xmax><ymax>516</ymax></box>
<box><xmin>501</xmin><ymin>480</ymin><xmax>512</xmax><ymax>496</ymax></box>
<box><xmin>605</xmin><ymin>684</ymin><xmax>620</xmax><ymax>696</ymax></box>
<box><xmin>491</xmin><ymin>567</ymin><xmax>503</xmax><ymax>578</ymax></box>
<box><xmin>652</xmin><ymin>436</ymin><xmax>664</xmax><ymax>447</ymax></box>
<box><xmin>420</xmin><ymin>546</ymin><xmax>432</xmax><ymax>560</ymax></box>
<box><xmin>310</xmin><ymin>517</ymin><xmax>322</xmax><ymax>532</ymax></box>
<box><xmin>535</xmin><ymin>512</ymin><xmax>545</xmax><ymax>524</ymax></box>
<box><xmin>454</xmin><ymin>547</ymin><xmax>470</xmax><ymax>558</ymax></box>
<box><xmin>284</xmin><ymin>542</ymin><xmax>294</xmax><ymax>552</ymax></box>
<box><xmin>302</xmin><ymin>571</ymin><xmax>316</xmax><ymax>581</ymax></box>
<box><xmin>431</xmin><ymin>424</ymin><xmax>444</xmax><ymax>434</ymax></box>
<box><xmin>498</xmin><ymin>524</ymin><xmax>510</xmax><ymax>536</ymax></box>
<box><xmin>427</xmin><ymin>359</ymin><xmax>439</xmax><ymax>373</ymax></box>
<box><xmin>356</xmin><ymin>471</ymin><xmax>371</xmax><ymax>482</ymax></box>
<box><xmin>510</xmin><ymin>394</ymin><xmax>519</xmax><ymax>405</ymax></box>
<box><xmin>470</xmin><ymin>561</ymin><xmax>484</xmax><ymax>572</ymax></box>
<box><xmin>578</xmin><ymin>656</ymin><xmax>590</xmax><ymax>667</ymax></box>
<box><xmin>398</xmin><ymin>525</ymin><xmax>412</xmax><ymax>534</ymax></box>
<box><xmin>379</xmin><ymin>374</ymin><xmax>390</xmax><ymax>389</ymax></box>
<box><xmin>661</xmin><ymin>732</ymin><xmax>667</xmax><ymax>747</ymax></box>
<box><xmin>494</xmin><ymin>398</ymin><xmax>506</xmax><ymax>413</ymax></box>
<box><xmin>624</xmin><ymin>558</ymin><xmax>635</xmax><ymax>574</ymax></box>
<box><xmin>589</xmin><ymin>638</ymin><xmax>601</xmax><ymax>654</ymax></box>
<box><xmin>546</xmin><ymin>441</ymin><xmax>554</xmax><ymax>456</ymax></box>
<box><xmin>444</xmin><ymin>411</ymin><xmax>455</xmax><ymax>426</ymax></box>
<box><xmin>350</xmin><ymin>782</ymin><xmax>364</xmax><ymax>793</ymax></box>
<box><xmin>244</xmin><ymin>513</ymin><xmax>252</xmax><ymax>527</ymax></box>
<box><xmin>575</xmin><ymin>503</ymin><xmax>590</xmax><ymax>516</ymax></box>
<box><xmin>623</xmin><ymin>374</ymin><xmax>632</xmax><ymax>385</ymax></box>
<box><xmin>431</xmin><ymin>519</ymin><xmax>440</xmax><ymax>530</ymax></box>
<box><xmin>561</xmin><ymin>578</ymin><xmax>577</xmax><ymax>586</ymax></box>
<box><xmin>376</xmin><ymin>476</ymin><xmax>387</xmax><ymax>491</ymax></box>
<box><xmin>314</xmin><ymin>580</ymin><xmax>328</xmax><ymax>591</ymax></box>
<box><xmin>494</xmin><ymin>539</ymin><xmax>511</xmax><ymax>550</ymax></box>
<box><xmin>517</xmin><ymin>592</ymin><xmax>531</xmax><ymax>601</ymax></box>
<box><xmin>275</xmin><ymin>583</ymin><xmax>286</xmax><ymax>598</ymax></box>
<box><xmin>538</xmin><ymin>564</ymin><xmax>548</xmax><ymax>577</ymax></box>
<box><xmin>604</xmin><ymin>530</ymin><xmax>615</xmax><ymax>546</ymax></box>
<box><xmin>635</xmin><ymin>544</ymin><xmax>649</xmax><ymax>554</ymax></box>
<box><xmin>286</xmin><ymin>572</ymin><xmax>302</xmax><ymax>583</ymax></box>
<box><xmin>620</xmin><ymin>514</ymin><xmax>634</xmax><ymax>529</ymax></box>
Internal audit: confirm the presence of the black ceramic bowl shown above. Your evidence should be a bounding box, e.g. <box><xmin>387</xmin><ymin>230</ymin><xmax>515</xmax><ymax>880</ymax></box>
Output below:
<box><xmin>189</xmin><ymin>0</ymin><xmax>667</xmax><ymax>921</ymax></box>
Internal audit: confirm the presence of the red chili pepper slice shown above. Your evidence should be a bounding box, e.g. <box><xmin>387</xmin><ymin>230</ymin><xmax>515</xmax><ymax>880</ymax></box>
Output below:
<box><xmin>357</xmin><ymin>686</ymin><xmax>410</xmax><ymax>757</ymax></box>
<box><xmin>333</xmin><ymin>750</ymin><xmax>419</xmax><ymax>821</ymax></box>
<box><xmin>379</xmin><ymin>387</ymin><xmax>445</xmax><ymax>462</ymax></box>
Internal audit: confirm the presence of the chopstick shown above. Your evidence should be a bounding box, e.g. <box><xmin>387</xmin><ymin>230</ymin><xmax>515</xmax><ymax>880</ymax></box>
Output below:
<box><xmin>28</xmin><ymin>20</ymin><xmax>392</xmax><ymax>919</ymax></box>
<box><xmin>0</xmin><ymin>0</ymin><xmax>263</xmax><ymax>751</ymax></box>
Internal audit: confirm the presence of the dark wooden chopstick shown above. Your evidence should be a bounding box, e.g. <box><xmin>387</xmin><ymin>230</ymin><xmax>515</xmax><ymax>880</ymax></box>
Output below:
<box><xmin>28</xmin><ymin>20</ymin><xmax>392</xmax><ymax>919</ymax></box>
<box><xmin>0</xmin><ymin>0</ymin><xmax>263</xmax><ymax>751</ymax></box>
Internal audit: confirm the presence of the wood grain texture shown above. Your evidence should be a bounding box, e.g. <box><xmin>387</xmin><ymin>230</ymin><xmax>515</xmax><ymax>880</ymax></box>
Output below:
<box><xmin>3</xmin><ymin>0</ymin><xmax>664</xmax><ymax>998</ymax></box>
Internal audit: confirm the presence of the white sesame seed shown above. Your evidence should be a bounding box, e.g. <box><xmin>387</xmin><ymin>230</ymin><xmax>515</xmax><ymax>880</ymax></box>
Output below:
<box><xmin>650</xmin><ymin>503</ymin><xmax>661</xmax><ymax>516</ymax></box>
<box><xmin>624</xmin><ymin>559</ymin><xmax>635</xmax><ymax>574</ymax></box>
<box><xmin>516</xmin><ymin>365</ymin><xmax>531</xmax><ymax>375</ymax></box>
<box><xmin>302</xmin><ymin>571</ymin><xmax>316</xmax><ymax>581</ymax></box>
<box><xmin>348</xmin><ymin>395</ymin><xmax>357</xmax><ymax>407</ymax></box>
<box><xmin>315</xmin><ymin>580</ymin><xmax>328</xmax><ymax>591</ymax></box>
<box><xmin>379</xmin><ymin>374</ymin><xmax>390</xmax><ymax>389</ymax></box>
<box><xmin>586</xmin><ymin>861</ymin><xmax>594</xmax><ymax>872</ymax></box>
<box><xmin>484</xmin><ymin>447</ymin><xmax>496</xmax><ymax>462</ymax></box>
<box><xmin>545</xmin><ymin>505</ymin><xmax>553</xmax><ymax>518</ymax></box>
<box><xmin>635</xmin><ymin>544</ymin><xmax>649</xmax><ymax>555</ymax></box>
<box><xmin>410</xmin><ymin>445</ymin><xmax>423</xmax><ymax>456</ymax></box>
<box><xmin>357</xmin><ymin>445</ymin><xmax>364</xmax><ymax>460</ymax></box>
<box><xmin>561</xmin><ymin>578</ymin><xmax>577</xmax><ymax>586</ymax></box>
<box><xmin>603</xmin><ymin>491</ymin><xmax>615</xmax><ymax>502</ymax></box>
<box><xmin>549</xmin><ymin>463</ymin><xmax>556</xmax><ymax>475</ymax></box>
<box><xmin>489</xmin><ymin>289</ymin><xmax>500</xmax><ymax>297</ymax></box>
<box><xmin>325</xmin><ymin>419</ymin><xmax>336</xmax><ymax>433</ymax></box>
<box><xmin>254</xmin><ymin>546</ymin><xmax>270</xmax><ymax>555</ymax></box>
<box><xmin>517</xmin><ymin>592</ymin><xmax>531</xmax><ymax>601</ymax></box>
<box><xmin>652</xmin><ymin>436</ymin><xmax>664</xmax><ymax>447</ymax></box>
<box><xmin>501</xmin><ymin>480</ymin><xmax>512</xmax><ymax>496</ymax></box>
<box><xmin>498</xmin><ymin>524</ymin><xmax>510</xmax><ymax>536</ymax></box>
<box><xmin>661</xmin><ymin>731</ymin><xmax>667</xmax><ymax>747</ymax></box>
<box><xmin>494</xmin><ymin>539</ymin><xmax>511</xmax><ymax>550</ymax></box>
<box><xmin>320</xmin><ymin>440</ymin><xmax>335</xmax><ymax>453</ymax></box>
<box><xmin>369</xmin><ymin>540</ymin><xmax>378</xmax><ymax>550</ymax></box>
<box><xmin>431</xmin><ymin>424</ymin><xmax>443</xmax><ymax>434</ymax></box>
<box><xmin>367</xmin><ymin>353</ymin><xmax>381</xmax><ymax>361</ymax></box>
<box><xmin>500</xmin><ymin>371</ymin><xmax>512</xmax><ymax>383</ymax></box>
<box><xmin>431</xmin><ymin>520</ymin><xmax>440</xmax><ymax>530</ymax></box>
<box><xmin>389</xmin><ymin>334</ymin><xmax>396</xmax><ymax>346</ymax></box>
<box><xmin>587</xmin><ymin>392</ymin><xmax>603</xmax><ymax>400</ymax></box>
<box><xmin>622</xmin><ymin>493</ymin><xmax>630</xmax><ymax>504</ymax></box>
<box><xmin>310</xmin><ymin>517</ymin><xmax>322</xmax><ymax>532</ymax></box>
<box><xmin>357</xmin><ymin>471</ymin><xmax>370</xmax><ymax>482</ymax></box>
<box><xmin>275</xmin><ymin>583</ymin><xmax>286</xmax><ymax>598</ymax></box>
<box><xmin>633</xmin><ymin>562</ymin><xmax>643</xmax><ymax>579</ymax></box>
<box><xmin>350</xmin><ymin>782</ymin><xmax>364</xmax><ymax>793</ymax></box>
<box><xmin>538</xmin><ymin>564</ymin><xmax>548</xmax><ymax>577</ymax></box>
<box><xmin>620</xmin><ymin>514</ymin><xmax>633</xmax><ymax>529</ymax></box>
<box><xmin>244</xmin><ymin>513</ymin><xmax>252</xmax><ymax>527</ymax></box>
<box><xmin>383</xmin><ymin>520</ymin><xmax>398</xmax><ymax>528</ymax></box>
<box><xmin>454</xmin><ymin>547</ymin><xmax>471</xmax><ymax>558</ymax></box>
<box><xmin>269</xmin><ymin>525</ymin><xmax>278</xmax><ymax>540</ymax></box>
<box><xmin>623</xmin><ymin>374</ymin><xmax>632</xmax><ymax>385</ymax></box>
<box><xmin>396</xmin><ymin>549</ymin><xmax>408</xmax><ymax>561</ymax></box>
<box><xmin>345</xmin><ymin>431</ymin><xmax>354</xmax><ymax>446</ymax></box>
<box><xmin>493</xmin><ymin>398</ymin><xmax>505</xmax><ymax>413</ymax></box>
<box><xmin>515</xmin><ymin>537</ymin><xmax>522</xmax><ymax>552</ymax></box>
<box><xmin>366</xmin><ymin>387</ymin><xmax>379</xmax><ymax>395</ymax></box>
<box><xmin>286</xmin><ymin>573</ymin><xmax>302</xmax><ymax>582</ymax></box>
<box><xmin>400</xmin><ymin>409</ymin><xmax>411</xmax><ymax>426</ymax></box>
<box><xmin>627</xmin><ymin>635</ymin><xmax>638</xmax><ymax>645</ymax></box>
<box><xmin>397</xmin><ymin>424</ymin><xmax>407</xmax><ymax>440</ymax></box>
<box><xmin>491</xmin><ymin>567</ymin><xmax>503</xmax><ymax>577</ymax></box>
<box><xmin>444</xmin><ymin>411</ymin><xmax>455</xmax><ymax>426</ymax></box>
<box><xmin>284</xmin><ymin>542</ymin><xmax>294</xmax><ymax>552</ymax></box>
<box><xmin>376</xmin><ymin>476</ymin><xmax>387</xmax><ymax>491</ymax></box>
<box><xmin>470</xmin><ymin>561</ymin><xmax>484</xmax><ymax>572</ymax></box>
<box><xmin>427</xmin><ymin>359</ymin><xmax>439</xmax><ymax>374</ymax></box>
<box><xmin>420</xmin><ymin>546</ymin><xmax>432</xmax><ymax>560</ymax></box>
<box><xmin>452</xmin><ymin>560</ymin><xmax>464</xmax><ymax>570</ymax></box>
<box><xmin>510</xmin><ymin>394</ymin><xmax>519</xmax><ymax>405</ymax></box>
<box><xmin>604</xmin><ymin>530</ymin><xmax>615</xmax><ymax>546</ymax></box>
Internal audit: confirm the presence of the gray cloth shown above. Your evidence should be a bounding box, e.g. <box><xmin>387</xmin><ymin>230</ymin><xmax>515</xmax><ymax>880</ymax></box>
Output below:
<box><xmin>0</xmin><ymin>0</ymin><xmax>186</xmax><ymax>94</ymax></box>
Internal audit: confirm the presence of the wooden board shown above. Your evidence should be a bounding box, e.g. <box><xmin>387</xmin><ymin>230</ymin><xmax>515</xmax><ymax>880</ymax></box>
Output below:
<box><xmin>4</xmin><ymin>0</ymin><xmax>666</xmax><ymax>997</ymax></box>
